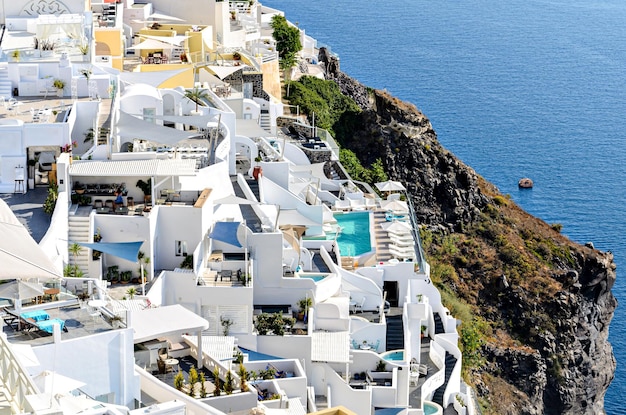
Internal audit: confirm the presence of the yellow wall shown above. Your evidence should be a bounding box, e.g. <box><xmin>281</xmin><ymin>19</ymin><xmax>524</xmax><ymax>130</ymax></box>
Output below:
<box><xmin>261</xmin><ymin>59</ymin><xmax>281</xmax><ymax>100</ymax></box>
<box><xmin>137</xmin><ymin>64</ymin><xmax>195</xmax><ymax>89</ymax></box>
<box><xmin>94</xmin><ymin>29</ymin><xmax>124</xmax><ymax>71</ymax></box>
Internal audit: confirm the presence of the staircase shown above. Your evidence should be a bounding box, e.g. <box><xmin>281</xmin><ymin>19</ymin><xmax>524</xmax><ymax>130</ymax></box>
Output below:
<box><xmin>373</xmin><ymin>211</ymin><xmax>392</xmax><ymax>262</ymax></box>
<box><xmin>68</xmin><ymin>214</ymin><xmax>91</xmax><ymax>276</ymax></box>
<box><xmin>0</xmin><ymin>64</ymin><xmax>12</xmax><ymax>99</ymax></box>
<box><xmin>433</xmin><ymin>312</ymin><xmax>445</xmax><ymax>335</ymax></box>
<box><xmin>385</xmin><ymin>314</ymin><xmax>404</xmax><ymax>351</ymax></box>
<box><xmin>259</xmin><ymin>109</ymin><xmax>271</xmax><ymax>133</ymax></box>
<box><xmin>432</xmin><ymin>352</ymin><xmax>458</xmax><ymax>407</ymax></box>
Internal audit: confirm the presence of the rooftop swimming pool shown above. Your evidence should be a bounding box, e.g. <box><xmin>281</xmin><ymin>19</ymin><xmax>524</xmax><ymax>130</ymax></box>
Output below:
<box><xmin>423</xmin><ymin>401</ymin><xmax>443</xmax><ymax>415</ymax></box>
<box><xmin>381</xmin><ymin>349</ymin><xmax>405</xmax><ymax>362</ymax></box>
<box><xmin>333</xmin><ymin>211</ymin><xmax>372</xmax><ymax>257</ymax></box>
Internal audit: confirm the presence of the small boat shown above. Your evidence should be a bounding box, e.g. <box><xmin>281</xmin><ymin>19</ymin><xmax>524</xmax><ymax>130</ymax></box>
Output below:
<box><xmin>518</xmin><ymin>178</ymin><xmax>533</xmax><ymax>188</ymax></box>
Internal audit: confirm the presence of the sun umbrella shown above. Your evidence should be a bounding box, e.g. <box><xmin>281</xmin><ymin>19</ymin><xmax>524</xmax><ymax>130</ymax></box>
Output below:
<box><xmin>381</xmin><ymin>221</ymin><xmax>412</xmax><ymax>234</ymax></box>
<box><xmin>0</xmin><ymin>280</ymin><xmax>44</xmax><ymax>300</ymax></box>
<box><xmin>375</xmin><ymin>180</ymin><xmax>406</xmax><ymax>193</ymax></box>
<box><xmin>381</xmin><ymin>199</ymin><xmax>409</xmax><ymax>213</ymax></box>
<box><xmin>33</xmin><ymin>370</ymin><xmax>86</xmax><ymax>394</ymax></box>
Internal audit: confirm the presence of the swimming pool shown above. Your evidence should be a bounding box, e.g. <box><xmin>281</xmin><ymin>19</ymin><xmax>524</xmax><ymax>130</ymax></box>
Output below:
<box><xmin>380</xmin><ymin>349</ymin><xmax>405</xmax><ymax>362</ymax></box>
<box><xmin>334</xmin><ymin>211</ymin><xmax>372</xmax><ymax>257</ymax></box>
<box><xmin>299</xmin><ymin>274</ymin><xmax>327</xmax><ymax>282</ymax></box>
<box><xmin>423</xmin><ymin>401</ymin><xmax>443</xmax><ymax>415</ymax></box>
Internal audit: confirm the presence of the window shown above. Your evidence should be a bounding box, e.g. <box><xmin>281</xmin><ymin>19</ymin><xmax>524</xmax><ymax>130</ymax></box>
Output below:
<box><xmin>143</xmin><ymin>108</ymin><xmax>156</xmax><ymax>124</ymax></box>
<box><xmin>175</xmin><ymin>240</ymin><xmax>188</xmax><ymax>257</ymax></box>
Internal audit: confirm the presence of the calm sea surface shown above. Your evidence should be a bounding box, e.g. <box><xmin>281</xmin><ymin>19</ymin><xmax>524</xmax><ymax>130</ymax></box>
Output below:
<box><xmin>264</xmin><ymin>0</ymin><xmax>626</xmax><ymax>410</ymax></box>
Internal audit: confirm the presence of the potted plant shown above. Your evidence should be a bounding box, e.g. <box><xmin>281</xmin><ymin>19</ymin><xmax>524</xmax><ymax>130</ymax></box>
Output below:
<box><xmin>11</xmin><ymin>50</ymin><xmax>20</xmax><ymax>62</ymax></box>
<box><xmin>297</xmin><ymin>296</ymin><xmax>312</xmax><ymax>321</ymax></box>
<box><xmin>136</xmin><ymin>178</ymin><xmax>152</xmax><ymax>204</ymax></box>
<box><xmin>253</xmin><ymin>155</ymin><xmax>263</xmax><ymax>180</ymax></box>
<box><xmin>79</xmin><ymin>68</ymin><xmax>92</xmax><ymax>81</ymax></box>
<box><xmin>221</xmin><ymin>315</ymin><xmax>234</xmax><ymax>336</ymax></box>
<box><xmin>184</xmin><ymin>86</ymin><xmax>209</xmax><ymax>115</ymax></box>
<box><xmin>421</xmin><ymin>325</ymin><xmax>427</xmax><ymax>339</ymax></box>
<box><xmin>78</xmin><ymin>43</ymin><xmax>89</xmax><ymax>56</ymax></box>
<box><xmin>53</xmin><ymin>79</ymin><xmax>65</xmax><ymax>96</ymax></box>
<box><xmin>374</xmin><ymin>360</ymin><xmax>387</xmax><ymax>372</ymax></box>
<box><xmin>233</xmin><ymin>51</ymin><xmax>241</xmax><ymax>60</ymax></box>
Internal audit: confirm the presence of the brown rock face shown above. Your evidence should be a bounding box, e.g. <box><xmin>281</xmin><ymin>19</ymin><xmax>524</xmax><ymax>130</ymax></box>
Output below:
<box><xmin>321</xmin><ymin>52</ymin><xmax>616</xmax><ymax>414</ymax></box>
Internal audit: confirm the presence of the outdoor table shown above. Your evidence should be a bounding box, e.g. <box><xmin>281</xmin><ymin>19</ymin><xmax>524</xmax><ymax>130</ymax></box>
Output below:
<box><xmin>115</xmin><ymin>206</ymin><xmax>129</xmax><ymax>215</ymax></box>
<box><xmin>96</xmin><ymin>207</ymin><xmax>111</xmax><ymax>214</ymax></box>
<box><xmin>164</xmin><ymin>358</ymin><xmax>179</xmax><ymax>372</ymax></box>
<box><xmin>21</xmin><ymin>310</ymin><xmax>50</xmax><ymax>322</ymax></box>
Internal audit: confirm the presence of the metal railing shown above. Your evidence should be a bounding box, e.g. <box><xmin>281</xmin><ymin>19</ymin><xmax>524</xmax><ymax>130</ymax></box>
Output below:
<box><xmin>406</xmin><ymin>196</ymin><xmax>427</xmax><ymax>272</ymax></box>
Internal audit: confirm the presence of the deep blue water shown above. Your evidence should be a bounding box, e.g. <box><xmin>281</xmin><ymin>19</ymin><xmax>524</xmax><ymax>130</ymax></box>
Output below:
<box><xmin>264</xmin><ymin>0</ymin><xmax>626</xmax><ymax>411</ymax></box>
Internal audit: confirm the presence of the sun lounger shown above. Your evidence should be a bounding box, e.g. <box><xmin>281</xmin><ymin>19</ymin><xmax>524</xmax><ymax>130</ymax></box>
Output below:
<box><xmin>36</xmin><ymin>318</ymin><xmax>68</xmax><ymax>334</ymax></box>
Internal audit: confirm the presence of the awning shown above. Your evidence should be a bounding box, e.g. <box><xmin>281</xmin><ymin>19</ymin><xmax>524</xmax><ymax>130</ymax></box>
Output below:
<box><xmin>116</xmin><ymin>111</ymin><xmax>200</xmax><ymax>145</ymax></box>
<box><xmin>0</xmin><ymin>199</ymin><xmax>61</xmax><ymax>281</ymax></box>
<box><xmin>235</xmin><ymin>119</ymin><xmax>270</xmax><ymax>138</ymax></box>
<box><xmin>209</xmin><ymin>222</ymin><xmax>242</xmax><ymax>247</ymax></box>
<box><xmin>205</xmin><ymin>65</ymin><xmax>243</xmax><ymax>80</ymax></box>
<box><xmin>278</xmin><ymin>210</ymin><xmax>320</xmax><ymax>227</ymax></box>
<box><xmin>127</xmin><ymin>38</ymin><xmax>175</xmax><ymax>51</ymax></box>
<box><xmin>75</xmin><ymin>241</ymin><xmax>143</xmax><ymax>263</ymax></box>
<box><xmin>198</xmin><ymin>68</ymin><xmax>226</xmax><ymax>86</ymax></box>
<box><xmin>131</xmin><ymin>304</ymin><xmax>209</xmax><ymax>343</ymax></box>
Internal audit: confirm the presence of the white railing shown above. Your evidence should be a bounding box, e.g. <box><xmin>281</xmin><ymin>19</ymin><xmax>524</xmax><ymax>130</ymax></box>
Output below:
<box><xmin>0</xmin><ymin>333</ymin><xmax>40</xmax><ymax>413</ymax></box>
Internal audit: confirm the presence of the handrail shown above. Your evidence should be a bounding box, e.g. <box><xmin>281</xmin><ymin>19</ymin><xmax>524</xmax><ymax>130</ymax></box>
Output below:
<box><xmin>406</xmin><ymin>196</ymin><xmax>427</xmax><ymax>272</ymax></box>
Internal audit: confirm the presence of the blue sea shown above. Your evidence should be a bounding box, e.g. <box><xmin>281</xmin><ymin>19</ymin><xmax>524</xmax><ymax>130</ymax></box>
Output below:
<box><xmin>264</xmin><ymin>0</ymin><xmax>626</xmax><ymax>411</ymax></box>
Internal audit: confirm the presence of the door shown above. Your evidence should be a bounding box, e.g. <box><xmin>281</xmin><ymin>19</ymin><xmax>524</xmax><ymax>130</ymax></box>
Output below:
<box><xmin>383</xmin><ymin>280</ymin><xmax>399</xmax><ymax>307</ymax></box>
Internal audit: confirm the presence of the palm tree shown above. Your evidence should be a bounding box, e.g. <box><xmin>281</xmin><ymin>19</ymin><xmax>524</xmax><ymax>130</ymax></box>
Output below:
<box><xmin>184</xmin><ymin>86</ymin><xmax>210</xmax><ymax>113</ymax></box>
<box><xmin>126</xmin><ymin>287</ymin><xmax>137</xmax><ymax>299</ymax></box>
<box><xmin>68</xmin><ymin>242</ymin><xmax>83</xmax><ymax>278</ymax></box>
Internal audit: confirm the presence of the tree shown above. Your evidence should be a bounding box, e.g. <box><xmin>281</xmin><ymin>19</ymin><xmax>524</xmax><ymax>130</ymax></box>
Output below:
<box><xmin>212</xmin><ymin>367</ymin><xmax>221</xmax><ymax>396</ymax></box>
<box><xmin>271</xmin><ymin>15</ymin><xmax>301</xmax><ymax>75</ymax></box>
<box><xmin>184</xmin><ymin>86</ymin><xmax>210</xmax><ymax>113</ymax></box>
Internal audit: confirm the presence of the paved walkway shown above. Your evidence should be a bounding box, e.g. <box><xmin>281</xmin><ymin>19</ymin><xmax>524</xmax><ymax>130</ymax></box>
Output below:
<box><xmin>1</xmin><ymin>186</ymin><xmax>50</xmax><ymax>242</ymax></box>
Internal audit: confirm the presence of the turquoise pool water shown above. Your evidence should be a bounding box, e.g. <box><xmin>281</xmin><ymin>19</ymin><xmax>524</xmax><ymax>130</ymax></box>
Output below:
<box><xmin>381</xmin><ymin>350</ymin><xmax>404</xmax><ymax>362</ymax></box>
<box><xmin>334</xmin><ymin>211</ymin><xmax>371</xmax><ymax>257</ymax></box>
<box><xmin>299</xmin><ymin>274</ymin><xmax>326</xmax><ymax>282</ymax></box>
<box><xmin>424</xmin><ymin>402</ymin><xmax>442</xmax><ymax>415</ymax></box>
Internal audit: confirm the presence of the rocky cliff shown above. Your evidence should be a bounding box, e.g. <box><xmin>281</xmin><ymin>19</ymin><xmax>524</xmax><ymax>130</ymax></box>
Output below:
<box><xmin>320</xmin><ymin>49</ymin><xmax>617</xmax><ymax>414</ymax></box>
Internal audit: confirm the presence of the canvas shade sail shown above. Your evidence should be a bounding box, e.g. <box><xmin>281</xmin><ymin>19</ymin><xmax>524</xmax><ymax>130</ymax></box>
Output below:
<box><xmin>375</xmin><ymin>180</ymin><xmax>406</xmax><ymax>192</ymax></box>
<box><xmin>127</xmin><ymin>38</ymin><xmax>174</xmax><ymax>51</ymax></box>
<box><xmin>131</xmin><ymin>304</ymin><xmax>209</xmax><ymax>343</ymax></box>
<box><xmin>75</xmin><ymin>241</ymin><xmax>143</xmax><ymax>263</ymax></box>
<box><xmin>0</xmin><ymin>199</ymin><xmax>61</xmax><ymax>281</ymax></box>
<box><xmin>205</xmin><ymin>65</ymin><xmax>243</xmax><ymax>79</ymax></box>
<box><xmin>0</xmin><ymin>280</ymin><xmax>44</xmax><ymax>300</ymax></box>
<box><xmin>381</xmin><ymin>220</ymin><xmax>412</xmax><ymax>234</ymax></box>
<box><xmin>116</xmin><ymin>111</ymin><xmax>199</xmax><ymax>145</ymax></box>
<box><xmin>209</xmin><ymin>222</ymin><xmax>242</xmax><ymax>247</ymax></box>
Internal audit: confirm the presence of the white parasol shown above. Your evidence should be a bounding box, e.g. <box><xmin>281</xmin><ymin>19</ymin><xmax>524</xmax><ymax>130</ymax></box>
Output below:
<box><xmin>381</xmin><ymin>199</ymin><xmax>409</xmax><ymax>213</ymax></box>
<box><xmin>375</xmin><ymin>180</ymin><xmax>406</xmax><ymax>193</ymax></box>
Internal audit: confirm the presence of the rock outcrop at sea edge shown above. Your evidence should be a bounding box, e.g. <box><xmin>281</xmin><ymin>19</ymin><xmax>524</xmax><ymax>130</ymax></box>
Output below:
<box><xmin>319</xmin><ymin>48</ymin><xmax>617</xmax><ymax>414</ymax></box>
